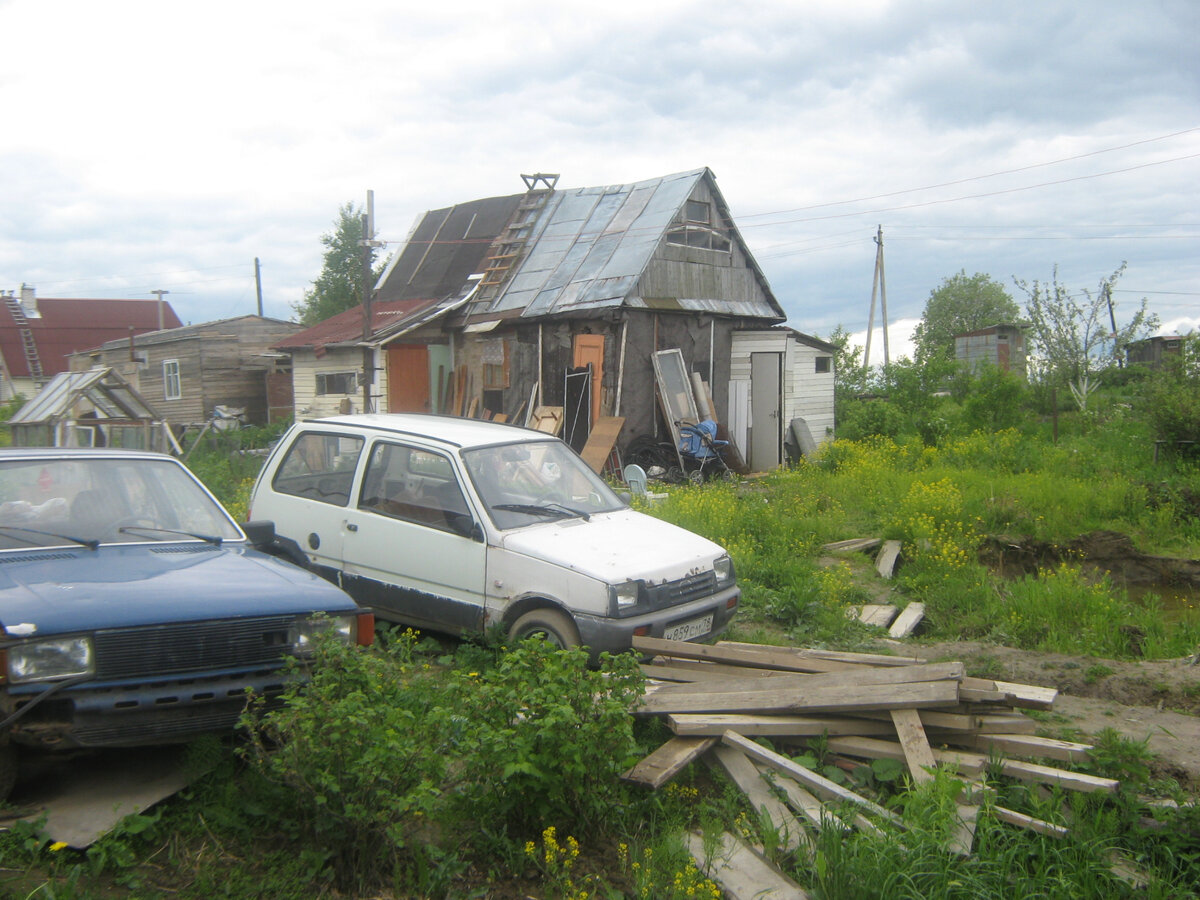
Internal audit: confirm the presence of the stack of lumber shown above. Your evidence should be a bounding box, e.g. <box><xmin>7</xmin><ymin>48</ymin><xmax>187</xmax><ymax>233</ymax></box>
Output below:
<box><xmin>623</xmin><ymin>636</ymin><xmax>1117</xmax><ymax>899</ymax></box>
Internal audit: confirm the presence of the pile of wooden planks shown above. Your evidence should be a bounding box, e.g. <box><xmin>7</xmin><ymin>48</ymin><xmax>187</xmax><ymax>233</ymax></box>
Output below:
<box><xmin>623</xmin><ymin>636</ymin><xmax>1118</xmax><ymax>899</ymax></box>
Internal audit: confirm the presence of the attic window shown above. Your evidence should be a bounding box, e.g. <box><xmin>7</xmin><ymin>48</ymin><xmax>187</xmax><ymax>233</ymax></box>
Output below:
<box><xmin>667</xmin><ymin>201</ymin><xmax>731</xmax><ymax>253</ymax></box>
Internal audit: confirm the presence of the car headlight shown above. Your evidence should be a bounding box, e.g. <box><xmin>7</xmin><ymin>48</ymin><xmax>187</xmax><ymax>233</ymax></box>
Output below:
<box><xmin>7</xmin><ymin>636</ymin><xmax>94</xmax><ymax>684</ymax></box>
<box><xmin>289</xmin><ymin>614</ymin><xmax>357</xmax><ymax>656</ymax></box>
<box><xmin>714</xmin><ymin>555</ymin><xmax>735</xmax><ymax>587</ymax></box>
<box><xmin>609</xmin><ymin>580</ymin><xmax>642</xmax><ymax>612</ymax></box>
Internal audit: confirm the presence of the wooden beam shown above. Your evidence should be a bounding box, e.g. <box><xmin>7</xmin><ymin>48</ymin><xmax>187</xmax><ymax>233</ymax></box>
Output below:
<box><xmin>708</xmin><ymin>745</ymin><xmax>808</xmax><ymax>853</ymax></box>
<box><xmin>634</xmin><ymin>636</ymin><xmax>860</xmax><ymax>673</ymax></box>
<box><xmin>621</xmin><ymin>736</ymin><xmax>716</xmax><ymax>789</ymax></box>
<box><xmin>722</xmin><ymin>731</ymin><xmax>901</xmax><ymax>825</ymax></box>
<box><xmin>637</xmin><ymin>678</ymin><xmax>960</xmax><ymax>717</ymax></box>
<box><xmin>684</xmin><ymin>830</ymin><xmax>811</xmax><ymax>900</ymax></box>
<box><xmin>646</xmin><ymin>662</ymin><xmax>964</xmax><ymax>697</ymax></box>
<box><xmin>888</xmin><ymin>602</ymin><xmax>925</xmax><ymax>638</ymax></box>
<box><xmin>857</xmin><ymin>604</ymin><xmax>899</xmax><ymax>627</ymax></box>
<box><xmin>959</xmin><ymin>733</ymin><xmax>1093</xmax><ymax>764</ymax></box>
<box><xmin>668</xmin><ymin>713</ymin><xmax>897</xmax><ymax>739</ymax></box>
<box><xmin>992</xmin><ymin>806</ymin><xmax>1070</xmax><ymax>839</ymax></box>
<box><xmin>890</xmin><ymin>708</ymin><xmax>937</xmax><ymax>784</ymax></box>
<box><xmin>820</xmin><ymin>537</ymin><xmax>882</xmax><ymax>553</ymax></box>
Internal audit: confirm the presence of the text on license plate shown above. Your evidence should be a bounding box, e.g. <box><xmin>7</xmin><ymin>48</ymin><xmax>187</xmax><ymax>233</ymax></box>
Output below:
<box><xmin>664</xmin><ymin>614</ymin><xmax>713</xmax><ymax>642</ymax></box>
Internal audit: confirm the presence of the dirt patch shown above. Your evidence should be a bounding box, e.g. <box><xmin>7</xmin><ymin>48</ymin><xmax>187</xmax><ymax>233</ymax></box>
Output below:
<box><xmin>894</xmin><ymin>638</ymin><xmax>1200</xmax><ymax>789</ymax></box>
<box><xmin>980</xmin><ymin>529</ymin><xmax>1200</xmax><ymax>588</ymax></box>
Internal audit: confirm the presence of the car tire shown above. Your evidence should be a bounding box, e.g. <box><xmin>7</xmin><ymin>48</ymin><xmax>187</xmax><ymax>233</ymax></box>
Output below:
<box><xmin>508</xmin><ymin>609</ymin><xmax>580</xmax><ymax>650</ymax></box>
<box><xmin>0</xmin><ymin>740</ymin><xmax>17</xmax><ymax>803</ymax></box>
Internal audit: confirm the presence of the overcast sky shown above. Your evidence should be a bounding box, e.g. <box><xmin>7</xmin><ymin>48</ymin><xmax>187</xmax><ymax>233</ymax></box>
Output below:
<box><xmin>2</xmin><ymin>0</ymin><xmax>1197</xmax><ymax>364</ymax></box>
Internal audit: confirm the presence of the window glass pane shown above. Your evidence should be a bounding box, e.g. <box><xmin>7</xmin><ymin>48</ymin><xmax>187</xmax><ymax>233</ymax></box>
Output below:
<box><xmin>272</xmin><ymin>432</ymin><xmax>363</xmax><ymax>506</ymax></box>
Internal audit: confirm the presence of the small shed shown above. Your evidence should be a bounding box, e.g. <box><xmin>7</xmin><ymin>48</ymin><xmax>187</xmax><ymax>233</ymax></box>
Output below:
<box><xmin>729</xmin><ymin>328</ymin><xmax>836</xmax><ymax>470</ymax></box>
<box><xmin>954</xmin><ymin>324</ymin><xmax>1027</xmax><ymax>376</ymax></box>
<box><xmin>6</xmin><ymin>368</ymin><xmax>177</xmax><ymax>453</ymax></box>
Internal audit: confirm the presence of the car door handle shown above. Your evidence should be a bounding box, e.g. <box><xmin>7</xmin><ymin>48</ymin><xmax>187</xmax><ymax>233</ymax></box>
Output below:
<box><xmin>346</xmin><ymin>522</ymin><xmax>358</xmax><ymax>532</ymax></box>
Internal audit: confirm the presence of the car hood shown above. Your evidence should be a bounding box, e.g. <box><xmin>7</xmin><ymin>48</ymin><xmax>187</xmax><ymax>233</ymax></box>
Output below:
<box><xmin>0</xmin><ymin>543</ymin><xmax>358</xmax><ymax>636</ymax></box>
<box><xmin>497</xmin><ymin>508</ymin><xmax>727</xmax><ymax>584</ymax></box>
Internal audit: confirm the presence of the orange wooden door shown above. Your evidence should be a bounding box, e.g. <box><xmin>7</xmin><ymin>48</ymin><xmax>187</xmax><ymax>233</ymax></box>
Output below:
<box><xmin>572</xmin><ymin>334</ymin><xmax>605</xmax><ymax>424</ymax></box>
<box><xmin>387</xmin><ymin>344</ymin><xmax>431</xmax><ymax>412</ymax></box>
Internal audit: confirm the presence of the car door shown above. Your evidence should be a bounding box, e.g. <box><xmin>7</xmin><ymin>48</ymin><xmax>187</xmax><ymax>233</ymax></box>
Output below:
<box><xmin>340</xmin><ymin>439</ymin><xmax>487</xmax><ymax>633</ymax></box>
<box><xmin>259</xmin><ymin>429</ymin><xmax>366</xmax><ymax>576</ymax></box>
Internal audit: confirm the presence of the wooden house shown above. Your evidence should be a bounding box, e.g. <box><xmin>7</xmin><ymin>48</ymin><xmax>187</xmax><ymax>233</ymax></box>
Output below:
<box><xmin>1126</xmin><ymin>335</ymin><xmax>1184</xmax><ymax>369</ymax></box>
<box><xmin>70</xmin><ymin>315</ymin><xmax>301</xmax><ymax>426</ymax></box>
<box><xmin>954</xmin><ymin>324</ymin><xmax>1027</xmax><ymax>377</ymax></box>
<box><xmin>0</xmin><ymin>286</ymin><xmax>182</xmax><ymax>402</ymax></box>
<box><xmin>275</xmin><ymin>169</ymin><xmax>836</xmax><ymax>467</ymax></box>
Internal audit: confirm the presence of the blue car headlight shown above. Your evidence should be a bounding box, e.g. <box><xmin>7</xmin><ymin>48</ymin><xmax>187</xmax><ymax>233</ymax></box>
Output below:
<box><xmin>288</xmin><ymin>614</ymin><xmax>358</xmax><ymax>656</ymax></box>
<box><xmin>7</xmin><ymin>636</ymin><xmax>94</xmax><ymax>684</ymax></box>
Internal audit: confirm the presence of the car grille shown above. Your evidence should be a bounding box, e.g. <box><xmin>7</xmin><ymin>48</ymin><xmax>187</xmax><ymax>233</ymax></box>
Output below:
<box><xmin>645</xmin><ymin>570</ymin><xmax>718</xmax><ymax>608</ymax></box>
<box><xmin>94</xmin><ymin>616</ymin><xmax>298</xmax><ymax>679</ymax></box>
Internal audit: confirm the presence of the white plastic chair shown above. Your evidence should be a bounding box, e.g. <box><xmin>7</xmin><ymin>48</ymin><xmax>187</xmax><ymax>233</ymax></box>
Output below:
<box><xmin>623</xmin><ymin>464</ymin><xmax>667</xmax><ymax>501</ymax></box>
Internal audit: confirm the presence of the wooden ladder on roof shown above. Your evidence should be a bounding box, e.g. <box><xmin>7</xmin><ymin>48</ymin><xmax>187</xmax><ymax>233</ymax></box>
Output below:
<box><xmin>3</xmin><ymin>292</ymin><xmax>44</xmax><ymax>385</ymax></box>
<box><xmin>477</xmin><ymin>173</ymin><xmax>558</xmax><ymax>296</ymax></box>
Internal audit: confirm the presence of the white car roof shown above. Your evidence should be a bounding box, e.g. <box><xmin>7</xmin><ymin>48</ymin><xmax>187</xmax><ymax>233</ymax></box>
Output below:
<box><xmin>303</xmin><ymin>413</ymin><xmax>553</xmax><ymax>450</ymax></box>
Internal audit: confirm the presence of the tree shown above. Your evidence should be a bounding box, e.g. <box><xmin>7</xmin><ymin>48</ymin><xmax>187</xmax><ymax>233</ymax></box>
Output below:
<box><xmin>1014</xmin><ymin>262</ymin><xmax>1158</xmax><ymax>388</ymax></box>
<box><xmin>912</xmin><ymin>271</ymin><xmax>1021</xmax><ymax>363</ymax></box>
<box><xmin>293</xmin><ymin>202</ymin><xmax>382</xmax><ymax>326</ymax></box>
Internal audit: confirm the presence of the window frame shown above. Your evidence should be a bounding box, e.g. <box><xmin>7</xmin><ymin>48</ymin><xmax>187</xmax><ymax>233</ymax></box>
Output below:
<box><xmin>163</xmin><ymin>359</ymin><xmax>182</xmax><ymax>400</ymax></box>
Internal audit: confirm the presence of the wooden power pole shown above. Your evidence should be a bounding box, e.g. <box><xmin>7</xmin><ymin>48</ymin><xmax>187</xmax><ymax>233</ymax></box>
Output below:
<box><xmin>863</xmin><ymin>225</ymin><xmax>890</xmax><ymax>368</ymax></box>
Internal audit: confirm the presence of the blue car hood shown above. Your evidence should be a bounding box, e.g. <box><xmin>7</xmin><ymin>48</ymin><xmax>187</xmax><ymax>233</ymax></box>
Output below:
<box><xmin>0</xmin><ymin>543</ymin><xmax>358</xmax><ymax>636</ymax></box>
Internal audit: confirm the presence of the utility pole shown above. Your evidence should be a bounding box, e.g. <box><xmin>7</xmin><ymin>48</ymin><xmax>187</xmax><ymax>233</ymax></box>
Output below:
<box><xmin>863</xmin><ymin>226</ymin><xmax>890</xmax><ymax>368</ymax></box>
<box><xmin>1103</xmin><ymin>281</ymin><xmax>1122</xmax><ymax>368</ymax></box>
<box><xmin>254</xmin><ymin>258</ymin><xmax>264</xmax><ymax>317</ymax></box>
<box><xmin>150</xmin><ymin>289</ymin><xmax>169</xmax><ymax>330</ymax></box>
<box><xmin>359</xmin><ymin>190</ymin><xmax>383</xmax><ymax>413</ymax></box>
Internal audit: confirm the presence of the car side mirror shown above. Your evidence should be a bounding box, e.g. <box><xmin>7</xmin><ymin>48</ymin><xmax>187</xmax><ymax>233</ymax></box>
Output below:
<box><xmin>241</xmin><ymin>520</ymin><xmax>276</xmax><ymax>548</ymax></box>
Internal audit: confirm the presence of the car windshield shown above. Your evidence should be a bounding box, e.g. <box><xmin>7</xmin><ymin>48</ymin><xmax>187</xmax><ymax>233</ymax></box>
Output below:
<box><xmin>0</xmin><ymin>456</ymin><xmax>242</xmax><ymax>550</ymax></box>
<box><xmin>461</xmin><ymin>439</ymin><xmax>625</xmax><ymax>530</ymax></box>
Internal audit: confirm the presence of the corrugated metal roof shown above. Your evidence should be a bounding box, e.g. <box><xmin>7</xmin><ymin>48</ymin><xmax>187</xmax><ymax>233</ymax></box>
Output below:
<box><xmin>366</xmin><ymin>168</ymin><xmax>785</xmax><ymax>338</ymax></box>
<box><xmin>272</xmin><ymin>298</ymin><xmax>442</xmax><ymax>351</ymax></box>
<box><xmin>0</xmin><ymin>297</ymin><xmax>184</xmax><ymax>379</ymax></box>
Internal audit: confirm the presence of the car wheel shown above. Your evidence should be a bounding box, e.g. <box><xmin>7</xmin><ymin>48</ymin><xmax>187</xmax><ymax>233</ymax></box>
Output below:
<box><xmin>508</xmin><ymin>609</ymin><xmax>580</xmax><ymax>650</ymax></box>
<box><xmin>0</xmin><ymin>740</ymin><xmax>17</xmax><ymax>803</ymax></box>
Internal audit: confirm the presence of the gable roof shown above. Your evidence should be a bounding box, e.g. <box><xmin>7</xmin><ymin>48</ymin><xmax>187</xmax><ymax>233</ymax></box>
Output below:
<box><xmin>279</xmin><ymin>169</ymin><xmax>787</xmax><ymax>352</ymax></box>
<box><xmin>89</xmin><ymin>314</ymin><xmax>299</xmax><ymax>352</ymax></box>
<box><xmin>273</xmin><ymin>298</ymin><xmax>443</xmax><ymax>352</ymax></box>
<box><xmin>0</xmin><ymin>297</ymin><xmax>184</xmax><ymax>379</ymax></box>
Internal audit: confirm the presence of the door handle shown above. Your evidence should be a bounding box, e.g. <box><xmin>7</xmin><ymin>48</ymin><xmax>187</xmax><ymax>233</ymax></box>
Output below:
<box><xmin>346</xmin><ymin>522</ymin><xmax>358</xmax><ymax>532</ymax></box>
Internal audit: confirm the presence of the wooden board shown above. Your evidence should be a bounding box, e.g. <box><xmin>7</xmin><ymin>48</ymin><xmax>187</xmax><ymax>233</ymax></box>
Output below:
<box><xmin>635</xmin><ymin>636</ymin><xmax>861</xmax><ymax>673</ymax></box>
<box><xmin>621</xmin><ymin>736</ymin><xmax>715</xmax><ymax>788</ymax></box>
<box><xmin>888</xmin><ymin>602</ymin><xmax>925</xmax><ymax>638</ymax></box>
<box><xmin>890</xmin><ymin>708</ymin><xmax>937</xmax><ymax>784</ymax></box>
<box><xmin>529</xmin><ymin>405</ymin><xmax>564</xmax><ymax>435</ymax></box>
<box><xmin>723</xmin><ymin>731</ymin><xmax>900</xmax><ymax>824</ymax></box>
<box><xmin>579</xmin><ymin>416</ymin><xmax>624</xmax><ymax>474</ymax></box>
<box><xmin>668</xmin><ymin>714</ymin><xmax>897</xmax><ymax>739</ymax></box>
<box><xmin>857</xmin><ymin>604</ymin><xmax>899</xmax><ymax>627</ymax></box>
<box><xmin>637</xmin><ymin>678</ymin><xmax>960</xmax><ymax>717</ymax></box>
<box><xmin>709</xmin><ymin>745</ymin><xmax>807</xmax><ymax>853</ymax></box>
<box><xmin>875</xmin><ymin>540</ymin><xmax>902</xmax><ymax>578</ymax></box>
<box><xmin>685</xmin><ymin>830</ymin><xmax>811</xmax><ymax>900</ymax></box>
<box><xmin>647</xmin><ymin>662</ymin><xmax>965</xmax><ymax>697</ymax></box>
<box><xmin>821</xmin><ymin>537</ymin><xmax>882</xmax><ymax>553</ymax></box>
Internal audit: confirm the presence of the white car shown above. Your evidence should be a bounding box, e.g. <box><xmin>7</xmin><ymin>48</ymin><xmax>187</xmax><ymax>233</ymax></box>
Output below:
<box><xmin>246</xmin><ymin>414</ymin><xmax>739</xmax><ymax>654</ymax></box>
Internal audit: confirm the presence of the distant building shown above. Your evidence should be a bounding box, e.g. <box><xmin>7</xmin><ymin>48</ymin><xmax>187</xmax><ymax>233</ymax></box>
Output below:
<box><xmin>0</xmin><ymin>285</ymin><xmax>182</xmax><ymax>401</ymax></box>
<box><xmin>1126</xmin><ymin>335</ymin><xmax>1183</xmax><ymax>369</ymax></box>
<box><xmin>954</xmin><ymin>324</ymin><xmax>1027</xmax><ymax>377</ymax></box>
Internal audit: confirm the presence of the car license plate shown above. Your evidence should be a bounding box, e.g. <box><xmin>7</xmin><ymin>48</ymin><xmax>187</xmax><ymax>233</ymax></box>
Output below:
<box><xmin>664</xmin><ymin>614</ymin><xmax>713</xmax><ymax>642</ymax></box>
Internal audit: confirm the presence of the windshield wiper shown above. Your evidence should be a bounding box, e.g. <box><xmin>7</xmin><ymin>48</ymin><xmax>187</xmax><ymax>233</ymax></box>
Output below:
<box><xmin>0</xmin><ymin>525</ymin><xmax>100</xmax><ymax>551</ymax></box>
<box><xmin>118</xmin><ymin>525</ymin><xmax>223</xmax><ymax>546</ymax></box>
<box><xmin>491</xmin><ymin>502</ymin><xmax>590</xmax><ymax>522</ymax></box>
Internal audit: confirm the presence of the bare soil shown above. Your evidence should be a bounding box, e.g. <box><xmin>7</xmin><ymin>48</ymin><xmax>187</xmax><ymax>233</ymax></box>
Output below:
<box><xmin>898</xmin><ymin>637</ymin><xmax>1200</xmax><ymax>789</ymax></box>
<box><xmin>823</xmin><ymin>529</ymin><xmax>1200</xmax><ymax>790</ymax></box>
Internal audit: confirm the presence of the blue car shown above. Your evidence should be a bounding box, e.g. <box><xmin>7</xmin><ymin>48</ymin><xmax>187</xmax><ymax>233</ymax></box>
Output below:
<box><xmin>0</xmin><ymin>448</ymin><xmax>372</xmax><ymax>801</ymax></box>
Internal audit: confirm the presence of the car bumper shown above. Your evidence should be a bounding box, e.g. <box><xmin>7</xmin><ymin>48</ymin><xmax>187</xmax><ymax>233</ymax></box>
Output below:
<box><xmin>5</xmin><ymin>668</ymin><xmax>294</xmax><ymax>750</ymax></box>
<box><xmin>574</xmin><ymin>585</ymin><xmax>740</xmax><ymax>656</ymax></box>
